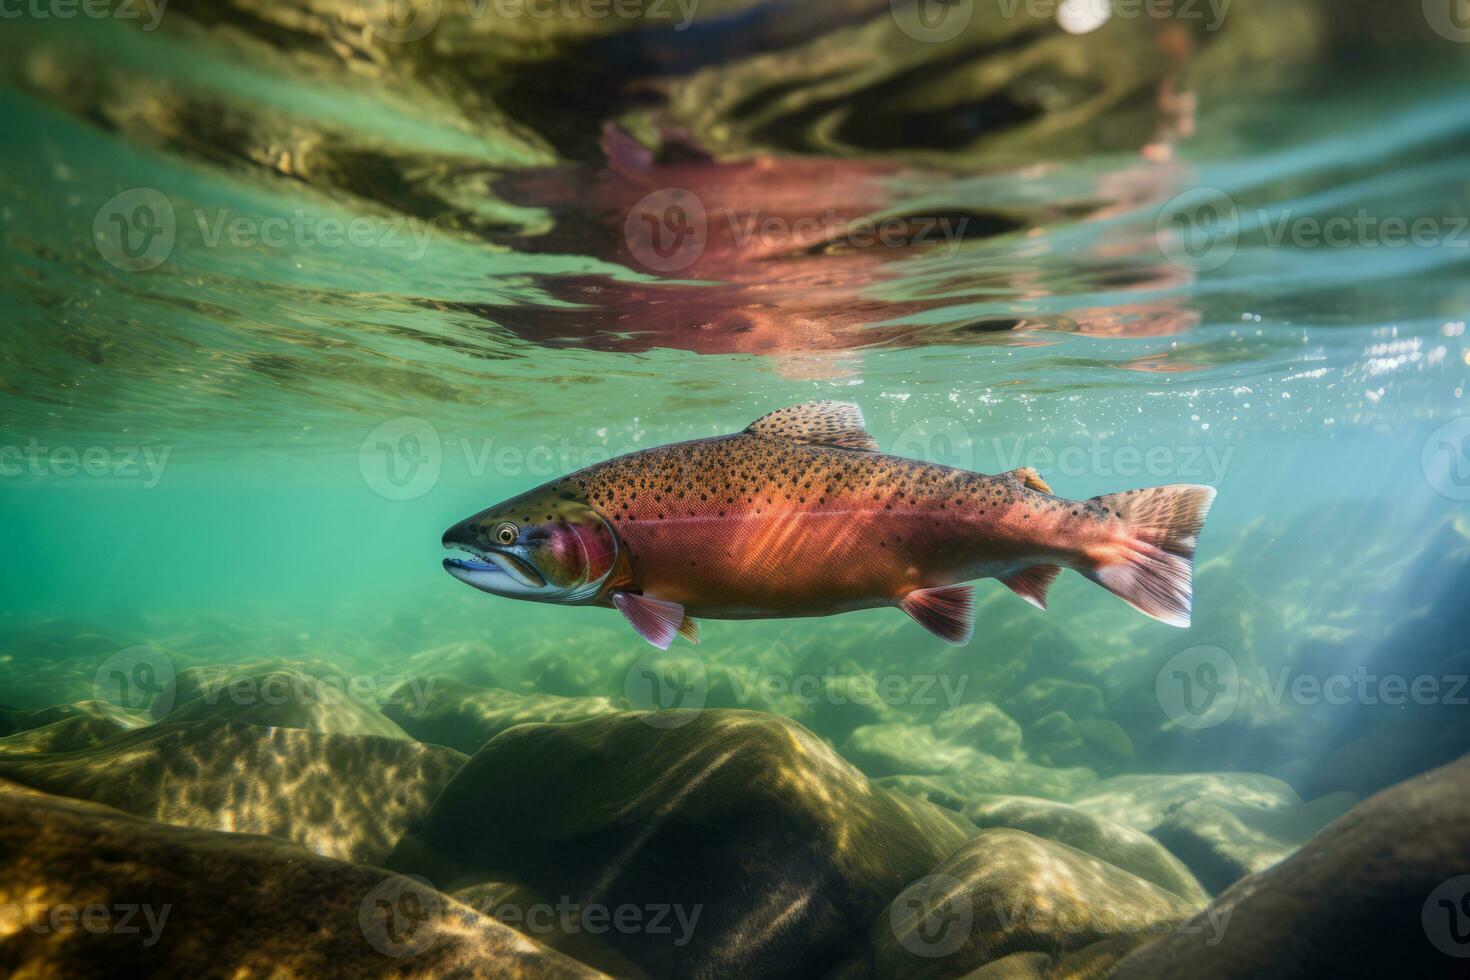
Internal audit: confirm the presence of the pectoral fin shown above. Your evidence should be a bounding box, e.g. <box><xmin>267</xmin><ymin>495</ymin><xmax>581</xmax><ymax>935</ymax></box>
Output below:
<box><xmin>899</xmin><ymin>585</ymin><xmax>975</xmax><ymax>645</ymax></box>
<box><xmin>613</xmin><ymin>592</ymin><xmax>687</xmax><ymax>650</ymax></box>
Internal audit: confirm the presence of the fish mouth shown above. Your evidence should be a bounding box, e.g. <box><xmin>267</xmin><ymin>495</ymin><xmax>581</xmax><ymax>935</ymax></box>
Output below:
<box><xmin>442</xmin><ymin>544</ymin><xmax>547</xmax><ymax>594</ymax></box>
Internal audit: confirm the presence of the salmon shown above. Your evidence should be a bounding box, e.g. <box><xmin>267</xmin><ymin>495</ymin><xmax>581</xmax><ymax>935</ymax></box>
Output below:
<box><xmin>442</xmin><ymin>401</ymin><xmax>1215</xmax><ymax>648</ymax></box>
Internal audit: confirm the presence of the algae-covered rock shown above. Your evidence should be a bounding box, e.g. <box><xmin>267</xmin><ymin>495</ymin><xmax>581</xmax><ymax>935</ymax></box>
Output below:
<box><xmin>158</xmin><ymin>664</ymin><xmax>411</xmax><ymax>740</ymax></box>
<box><xmin>842</xmin><ymin>722</ymin><xmax>982</xmax><ymax>777</ymax></box>
<box><xmin>933</xmin><ymin>702</ymin><xmax>1025</xmax><ymax>761</ymax></box>
<box><xmin>1149</xmin><ymin>791</ymin><xmax>1357</xmax><ymax>894</ymax></box>
<box><xmin>0</xmin><ymin>784</ymin><xmax>606</xmax><ymax>978</ymax></box>
<box><xmin>1068</xmin><ymin>773</ymin><xmax>1301</xmax><ymax>832</ymax></box>
<box><xmin>1005</xmin><ymin>679</ymin><xmax>1106</xmax><ymax>726</ymax></box>
<box><xmin>0</xmin><ymin>721</ymin><xmax>465</xmax><ymax>865</ymax></box>
<box><xmin>963</xmin><ymin>796</ymin><xmax>1208</xmax><ymax>904</ymax></box>
<box><xmin>393</xmin><ymin>710</ymin><xmax>973</xmax><ymax>979</ymax></box>
<box><xmin>0</xmin><ymin>699</ymin><xmax>147</xmax><ymax>738</ymax></box>
<box><xmin>0</xmin><ymin>714</ymin><xmax>144</xmax><ymax>756</ymax></box>
<box><xmin>382</xmin><ymin>678</ymin><xmax>619</xmax><ymax>754</ymax></box>
<box><xmin>878</xmin><ymin>756</ymin><xmax>1100</xmax><ymax>805</ymax></box>
<box><xmin>1113</xmin><ymin>753</ymin><xmax>1470</xmax><ymax>979</ymax></box>
<box><xmin>871</xmin><ymin>829</ymin><xmax>1200</xmax><ymax>979</ymax></box>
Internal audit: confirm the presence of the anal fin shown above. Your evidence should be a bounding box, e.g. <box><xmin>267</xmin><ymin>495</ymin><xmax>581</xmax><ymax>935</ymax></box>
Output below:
<box><xmin>613</xmin><ymin>592</ymin><xmax>686</xmax><ymax>650</ymax></box>
<box><xmin>1000</xmin><ymin>565</ymin><xmax>1062</xmax><ymax>610</ymax></box>
<box><xmin>899</xmin><ymin>585</ymin><xmax>975</xmax><ymax>646</ymax></box>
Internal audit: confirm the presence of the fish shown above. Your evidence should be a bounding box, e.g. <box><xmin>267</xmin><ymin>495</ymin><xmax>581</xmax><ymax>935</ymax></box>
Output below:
<box><xmin>442</xmin><ymin>401</ymin><xmax>1215</xmax><ymax>648</ymax></box>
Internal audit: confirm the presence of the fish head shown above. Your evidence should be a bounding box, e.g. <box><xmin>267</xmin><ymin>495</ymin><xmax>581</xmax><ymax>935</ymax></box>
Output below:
<box><xmin>441</xmin><ymin>489</ymin><xmax>617</xmax><ymax>605</ymax></box>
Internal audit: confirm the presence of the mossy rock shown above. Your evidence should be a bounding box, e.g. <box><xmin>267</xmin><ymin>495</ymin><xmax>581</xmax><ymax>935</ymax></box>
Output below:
<box><xmin>871</xmin><ymin>829</ymin><xmax>1200</xmax><ymax>980</ymax></box>
<box><xmin>392</xmin><ymin>710</ymin><xmax>974</xmax><ymax>978</ymax></box>
<box><xmin>0</xmin><ymin>784</ymin><xmax>605</xmax><ymax>978</ymax></box>
<box><xmin>382</xmin><ymin>678</ymin><xmax>619</xmax><ymax>754</ymax></box>
<box><xmin>0</xmin><ymin>721</ymin><xmax>465</xmax><ymax>865</ymax></box>
<box><xmin>157</xmin><ymin>664</ymin><xmax>411</xmax><ymax>740</ymax></box>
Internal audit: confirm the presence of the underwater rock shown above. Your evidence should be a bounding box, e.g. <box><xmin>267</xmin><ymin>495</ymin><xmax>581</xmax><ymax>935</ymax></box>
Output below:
<box><xmin>0</xmin><ymin>721</ymin><xmax>465</xmax><ymax>865</ymax></box>
<box><xmin>392</xmin><ymin>710</ymin><xmax>973</xmax><ymax>979</ymax></box>
<box><xmin>879</xmin><ymin>754</ymin><xmax>1100</xmax><ymax>806</ymax></box>
<box><xmin>961</xmin><ymin>796</ymin><xmax>1208</xmax><ymax>904</ymax></box>
<box><xmin>1149</xmin><ymin>791</ymin><xmax>1357</xmax><ymax>895</ymax></box>
<box><xmin>932</xmin><ymin>703</ymin><xmax>1025</xmax><ymax>761</ymax></box>
<box><xmin>0</xmin><ymin>714</ymin><xmax>146</xmax><ymax>756</ymax></box>
<box><xmin>382</xmin><ymin>678</ymin><xmax>620</xmax><ymax>755</ymax></box>
<box><xmin>1067</xmin><ymin>772</ymin><xmax>1301</xmax><ymax>833</ymax></box>
<box><xmin>1025</xmin><ymin>711</ymin><xmax>1135</xmax><ymax>770</ymax></box>
<box><xmin>870</xmin><ymin>829</ymin><xmax>1200</xmax><ymax>980</ymax></box>
<box><xmin>402</xmin><ymin>639</ymin><xmax>504</xmax><ymax>690</ymax></box>
<box><xmin>156</xmin><ymin>663</ymin><xmax>412</xmax><ymax>740</ymax></box>
<box><xmin>0</xmin><ymin>699</ymin><xmax>148</xmax><ymax>740</ymax></box>
<box><xmin>0</xmin><ymin>783</ymin><xmax>605</xmax><ymax>978</ymax></box>
<box><xmin>842</xmin><ymin>722</ymin><xmax>985</xmax><ymax>777</ymax></box>
<box><xmin>1113</xmin><ymin>752</ymin><xmax>1470</xmax><ymax>979</ymax></box>
<box><xmin>453</xmin><ymin>880</ymin><xmax>654</xmax><ymax>979</ymax></box>
<box><xmin>1004</xmin><ymin>678</ymin><xmax>1107</xmax><ymax>726</ymax></box>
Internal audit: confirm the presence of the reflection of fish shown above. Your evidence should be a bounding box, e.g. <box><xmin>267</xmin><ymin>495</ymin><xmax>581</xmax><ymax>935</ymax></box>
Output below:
<box><xmin>443</xmin><ymin>402</ymin><xmax>1215</xmax><ymax>647</ymax></box>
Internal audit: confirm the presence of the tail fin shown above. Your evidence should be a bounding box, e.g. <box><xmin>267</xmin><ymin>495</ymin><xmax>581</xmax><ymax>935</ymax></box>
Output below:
<box><xmin>1084</xmin><ymin>485</ymin><xmax>1216</xmax><ymax>628</ymax></box>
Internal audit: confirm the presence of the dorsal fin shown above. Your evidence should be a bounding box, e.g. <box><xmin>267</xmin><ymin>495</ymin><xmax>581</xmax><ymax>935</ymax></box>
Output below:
<box><xmin>744</xmin><ymin>401</ymin><xmax>879</xmax><ymax>451</ymax></box>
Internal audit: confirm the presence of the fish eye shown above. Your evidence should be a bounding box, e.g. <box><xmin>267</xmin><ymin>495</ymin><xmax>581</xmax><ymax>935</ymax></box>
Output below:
<box><xmin>494</xmin><ymin>522</ymin><xmax>519</xmax><ymax>546</ymax></box>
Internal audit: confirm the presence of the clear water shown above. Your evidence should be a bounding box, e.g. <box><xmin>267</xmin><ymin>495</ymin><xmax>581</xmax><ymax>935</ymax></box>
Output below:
<box><xmin>2</xmin><ymin>2</ymin><xmax>1469</xmax><ymax>974</ymax></box>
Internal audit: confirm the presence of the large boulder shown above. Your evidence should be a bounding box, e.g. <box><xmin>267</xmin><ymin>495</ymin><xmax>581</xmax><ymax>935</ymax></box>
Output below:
<box><xmin>870</xmin><ymin>829</ymin><xmax>1201</xmax><ymax>979</ymax></box>
<box><xmin>1113</xmin><ymin>752</ymin><xmax>1470</xmax><ymax>979</ymax></box>
<box><xmin>0</xmin><ymin>721</ymin><xmax>465</xmax><ymax>865</ymax></box>
<box><xmin>1149</xmin><ymin>791</ymin><xmax>1357</xmax><ymax>894</ymax></box>
<box><xmin>0</xmin><ymin>784</ymin><xmax>605</xmax><ymax>978</ymax></box>
<box><xmin>391</xmin><ymin>710</ymin><xmax>975</xmax><ymax>978</ymax></box>
<box><xmin>382</xmin><ymin>678</ymin><xmax>620</xmax><ymax>754</ymax></box>
<box><xmin>158</xmin><ymin>664</ymin><xmax>412</xmax><ymax>740</ymax></box>
<box><xmin>1067</xmin><ymin>773</ymin><xmax>1301</xmax><ymax>832</ymax></box>
<box><xmin>0</xmin><ymin>699</ymin><xmax>147</xmax><ymax>738</ymax></box>
<box><xmin>962</xmin><ymin>796</ymin><xmax>1208</xmax><ymax>903</ymax></box>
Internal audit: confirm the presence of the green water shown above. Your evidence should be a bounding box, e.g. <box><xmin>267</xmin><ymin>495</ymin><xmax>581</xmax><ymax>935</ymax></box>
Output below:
<box><xmin>2</xmin><ymin>2</ymin><xmax>1470</xmax><ymax>976</ymax></box>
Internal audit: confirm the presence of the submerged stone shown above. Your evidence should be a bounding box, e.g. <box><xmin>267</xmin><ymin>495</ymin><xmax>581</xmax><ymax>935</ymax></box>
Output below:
<box><xmin>1113</xmin><ymin>752</ymin><xmax>1470</xmax><ymax>979</ymax></box>
<box><xmin>392</xmin><ymin>709</ymin><xmax>973</xmax><ymax>979</ymax></box>
<box><xmin>0</xmin><ymin>720</ymin><xmax>465</xmax><ymax>865</ymax></box>
<box><xmin>870</xmin><ymin>829</ymin><xmax>1200</xmax><ymax>980</ymax></box>
<box><xmin>382</xmin><ymin>678</ymin><xmax>620</xmax><ymax>754</ymax></box>
<box><xmin>0</xmin><ymin>784</ymin><xmax>605</xmax><ymax>978</ymax></box>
